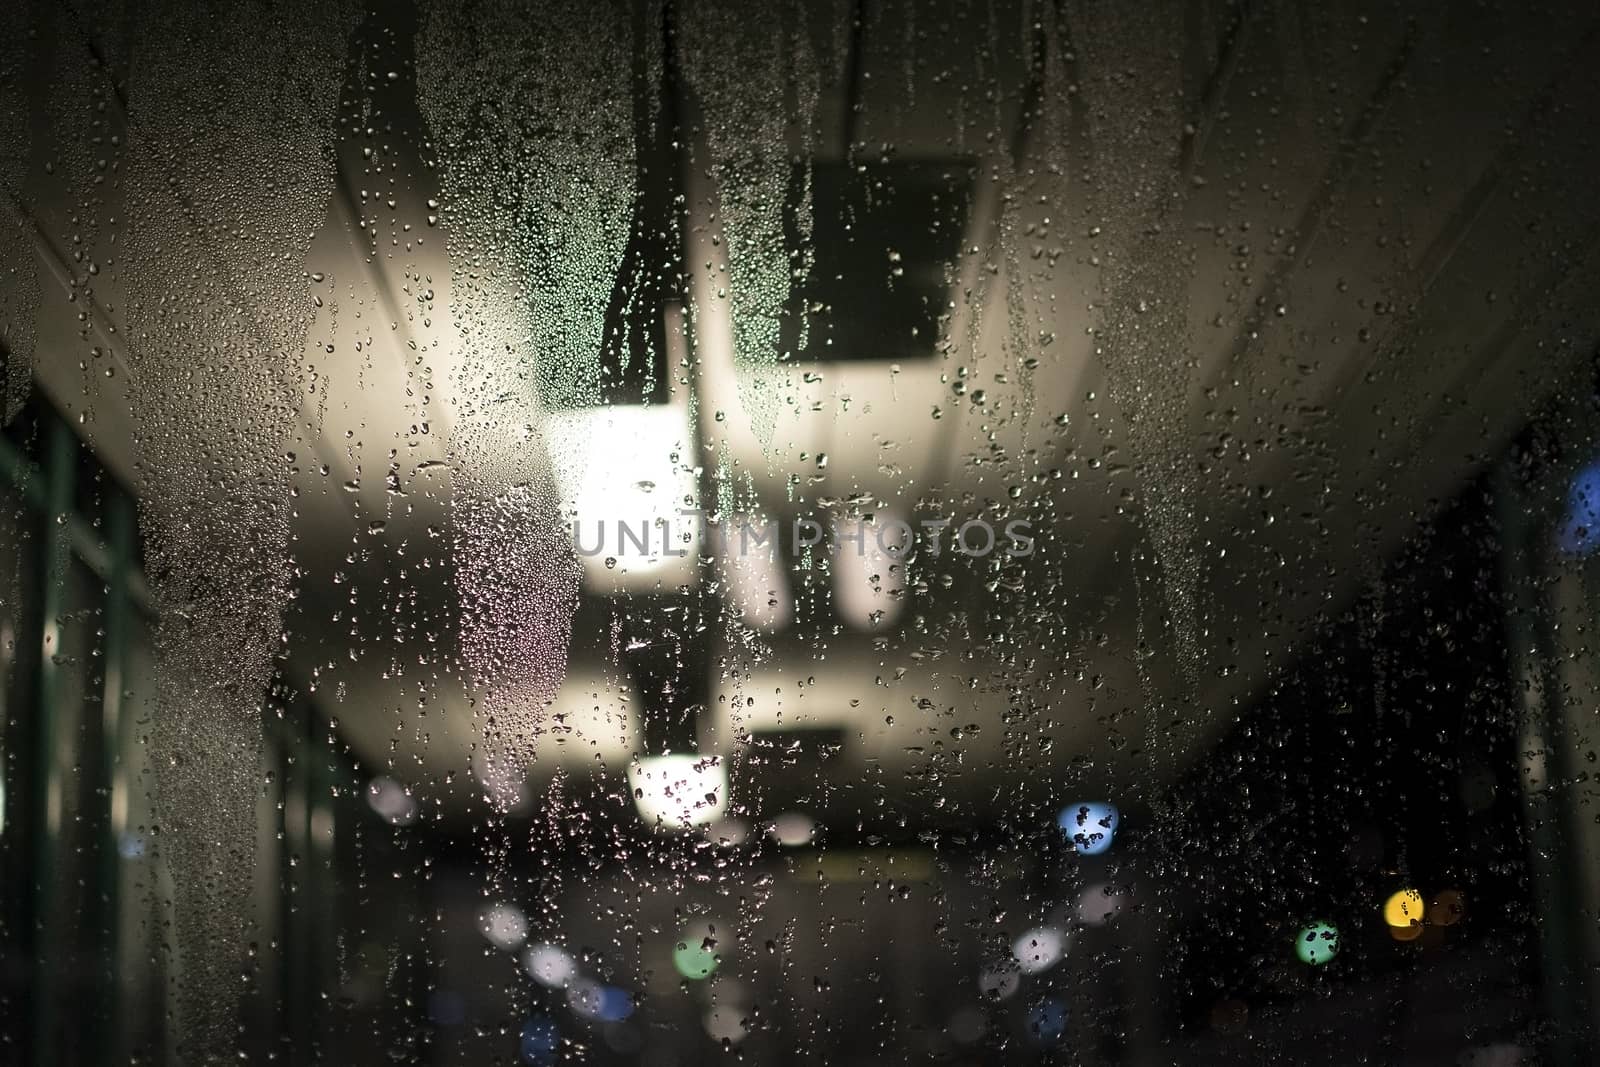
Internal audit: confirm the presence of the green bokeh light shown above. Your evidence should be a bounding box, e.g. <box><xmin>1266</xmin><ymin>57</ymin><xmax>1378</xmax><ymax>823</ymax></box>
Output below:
<box><xmin>1295</xmin><ymin>921</ymin><xmax>1339</xmax><ymax>966</ymax></box>
<box><xmin>672</xmin><ymin>938</ymin><xmax>719</xmax><ymax>980</ymax></box>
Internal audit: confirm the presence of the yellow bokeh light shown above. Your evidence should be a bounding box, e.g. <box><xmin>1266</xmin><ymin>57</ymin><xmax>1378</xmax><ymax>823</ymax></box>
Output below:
<box><xmin>1383</xmin><ymin>888</ymin><xmax>1425</xmax><ymax>928</ymax></box>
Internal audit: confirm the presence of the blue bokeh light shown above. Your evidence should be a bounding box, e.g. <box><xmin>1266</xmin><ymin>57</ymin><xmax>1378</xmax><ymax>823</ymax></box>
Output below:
<box><xmin>597</xmin><ymin>986</ymin><xmax>634</xmax><ymax>1022</ymax></box>
<box><xmin>1027</xmin><ymin>997</ymin><xmax>1069</xmax><ymax>1045</ymax></box>
<box><xmin>1058</xmin><ymin>801</ymin><xmax>1119</xmax><ymax>855</ymax></box>
<box><xmin>1558</xmin><ymin>460</ymin><xmax>1600</xmax><ymax>556</ymax></box>
<box><xmin>569</xmin><ymin>979</ymin><xmax>635</xmax><ymax>1023</ymax></box>
<box><xmin>427</xmin><ymin>990</ymin><xmax>464</xmax><ymax>1027</ymax></box>
<box><xmin>521</xmin><ymin>1015</ymin><xmax>559</xmax><ymax>1065</ymax></box>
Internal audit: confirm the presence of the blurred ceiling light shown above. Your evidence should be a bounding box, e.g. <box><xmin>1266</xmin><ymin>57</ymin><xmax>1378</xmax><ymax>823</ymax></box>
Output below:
<box><xmin>545</xmin><ymin>674</ymin><xmax>641</xmax><ymax>768</ymax></box>
<box><xmin>1058</xmin><ymin>801</ymin><xmax>1119</xmax><ymax>855</ymax></box>
<box><xmin>522</xmin><ymin>943</ymin><xmax>577</xmax><ymax>989</ymax></box>
<box><xmin>1012</xmin><ymin>925</ymin><xmax>1067</xmax><ymax>974</ymax></box>
<box><xmin>832</xmin><ymin>513</ymin><xmax>908</xmax><ymax>630</ymax></box>
<box><xmin>1382</xmin><ymin>888</ymin><xmax>1425</xmax><ymax>929</ymax></box>
<box><xmin>628</xmin><ymin>753</ymin><xmax>729</xmax><ymax>830</ymax></box>
<box><xmin>770</xmin><ymin>811</ymin><xmax>815</xmax><ymax>847</ymax></box>
<box><xmin>545</xmin><ymin>405</ymin><xmax>699</xmax><ymax>592</ymax></box>
<box><xmin>365</xmin><ymin>775</ymin><xmax>418</xmax><ymax>826</ymax></box>
<box><xmin>479</xmin><ymin>902</ymin><xmax>529</xmax><ymax>951</ymax></box>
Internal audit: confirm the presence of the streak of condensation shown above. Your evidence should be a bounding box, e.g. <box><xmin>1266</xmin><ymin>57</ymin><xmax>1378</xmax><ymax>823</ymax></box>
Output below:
<box><xmin>1071</xmin><ymin>1</ymin><xmax>1204</xmax><ymax>742</ymax></box>
<box><xmin>414</xmin><ymin>0</ymin><xmax>636</xmax><ymax>807</ymax></box>
<box><xmin>116</xmin><ymin>0</ymin><xmax>359</xmax><ymax>1057</ymax></box>
<box><xmin>962</xmin><ymin>4</ymin><xmax>1037</xmax><ymax>433</ymax></box>
<box><xmin>0</xmin><ymin>1</ymin><xmax>39</xmax><ymax>422</ymax></box>
<box><xmin>678</xmin><ymin>0</ymin><xmax>807</xmax><ymax>451</ymax></box>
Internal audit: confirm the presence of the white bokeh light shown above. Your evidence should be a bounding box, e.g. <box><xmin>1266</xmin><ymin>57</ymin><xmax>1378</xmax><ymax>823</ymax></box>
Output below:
<box><xmin>627</xmin><ymin>753</ymin><xmax>729</xmax><ymax>830</ymax></box>
<box><xmin>522</xmin><ymin>943</ymin><xmax>577</xmax><ymax>989</ymax></box>
<box><xmin>1012</xmin><ymin>925</ymin><xmax>1067</xmax><ymax>974</ymax></box>
<box><xmin>478</xmin><ymin>902</ymin><xmax>529</xmax><ymax>951</ymax></box>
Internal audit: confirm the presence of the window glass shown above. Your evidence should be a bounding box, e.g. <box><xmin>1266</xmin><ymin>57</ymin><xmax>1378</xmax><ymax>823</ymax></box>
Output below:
<box><xmin>2</xmin><ymin>1</ymin><xmax>1600</xmax><ymax>1064</ymax></box>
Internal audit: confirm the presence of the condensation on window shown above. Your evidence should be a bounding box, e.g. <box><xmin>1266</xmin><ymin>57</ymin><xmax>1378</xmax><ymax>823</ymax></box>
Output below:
<box><xmin>2</xmin><ymin>1</ymin><xmax>1600</xmax><ymax>1065</ymax></box>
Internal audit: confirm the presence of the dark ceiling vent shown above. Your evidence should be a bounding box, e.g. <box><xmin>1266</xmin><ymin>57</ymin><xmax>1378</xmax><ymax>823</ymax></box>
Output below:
<box><xmin>782</xmin><ymin>157</ymin><xmax>975</xmax><ymax>363</ymax></box>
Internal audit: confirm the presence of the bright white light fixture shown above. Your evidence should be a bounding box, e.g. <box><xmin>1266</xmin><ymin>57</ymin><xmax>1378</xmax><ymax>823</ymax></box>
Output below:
<box><xmin>546</xmin><ymin>405</ymin><xmax>700</xmax><ymax>592</ymax></box>
<box><xmin>626</xmin><ymin>753</ymin><xmax>729</xmax><ymax>830</ymax></box>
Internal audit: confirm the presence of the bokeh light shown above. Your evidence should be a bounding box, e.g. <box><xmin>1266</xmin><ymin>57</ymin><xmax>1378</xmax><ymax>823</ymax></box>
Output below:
<box><xmin>479</xmin><ymin>902</ymin><xmax>529</xmax><ymax>951</ymax></box>
<box><xmin>627</xmin><ymin>753</ymin><xmax>729</xmax><ymax>830</ymax></box>
<box><xmin>949</xmin><ymin>1005</ymin><xmax>987</xmax><ymax>1044</ymax></box>
<box><xmin>1076</xmin><ymin>881</ymin><xmax>1128</xmax><ymax>926</ymax></box>
<box><xmin>673</xmin><ymin>923</ymin><xmax>722</xmax><ymax>980</ymax></box>
<box><xmin>1058</xmin><ymin>801</ymin><xmax>1119</xmax><ymax>855</ymax></box>
<box><xmin>365</xmin><ymin>775</ymin><xmax>418</xmax><ymax>826</ymax></box>
<box><xmin>520</xmin><ymin>1015</ymin><xmax>559</xmax><ymax>1065</ymax></box>
<box><xmin>1295</xmin><ymin>921</ymin><xmax>1339</xmax><ymax>965</ymax></box>
<box><xmin>1011</xmin><ymin>925</ymin><xmax>1067</xmax><ymax>975</ymax></box>
<box><xmin>1383</xmin><ymin>888</ymin><xmax>1425</xmax><ymax>929</ymax></box>
<box><xmin>704</xmin><ymin>1005</ymin><xmax>750</xmax><ymax>1044</ymax></box>
<box><xmin>568</xmin><ymin>979</ymin><xmax>634</xmax><ymax>1022</ymax></box>
<box><xmin>1389</xmin><ymin>921</ymin><xmax>1424</xmax><ymax>943</ymax></box>
<box><xmin>1026</xmin><ymin>997</ymin><xmax>1068</xmax><ymax>1045</ymax></box>
<box><xmin>770</xmin><ymin>811</ymin><xmax>816</xmax><ymax>847</ymax></box>
<box><xmin>522</xmin><ymin>943</ymin><xmax>577</xmax><ymax>989</ymax></box>
<box><xmin>427</xmin><ymin>990</ymin><xmax>464</xmax><ymax>1027</ymax></box>
<box><xmin>1558</xmin><ymin>459</ymin><xmax>1600</xmax><ymax>556</ymax></box>
<box><xmin>978</xmin><ymin>959</ymin><xmax>1022</xmax><ymax>1002</ymax></box>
